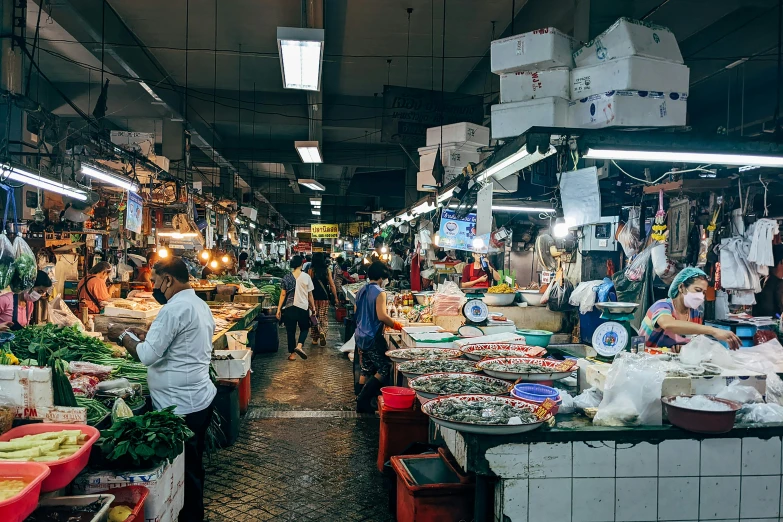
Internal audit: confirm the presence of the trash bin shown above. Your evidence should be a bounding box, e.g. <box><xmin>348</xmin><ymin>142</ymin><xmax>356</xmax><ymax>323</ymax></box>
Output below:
<box><xmin>390</xmin><ymin>452</ymin><xmax>474</xmax><ymax>522</ymax></box>
<box><xmin>343</xmin><ymin>317</ymin><xmax>356</xmax><ymax>343</ymax></box>
<box><xmin>254</xmin><ymin>313</ymin><xmax>279</xmax><ymax>353</ymax></box>
<box><xmin>213</xmin><ymin>384</ymin><xmax>240</xmax><ymax>448</ymax></box>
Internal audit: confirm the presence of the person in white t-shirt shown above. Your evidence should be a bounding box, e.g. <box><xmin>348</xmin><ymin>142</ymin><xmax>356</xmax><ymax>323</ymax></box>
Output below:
<box><xmin>276</xmin><ymin>255</ymin><xmax>316</xmax><ymax>361</ymax></box>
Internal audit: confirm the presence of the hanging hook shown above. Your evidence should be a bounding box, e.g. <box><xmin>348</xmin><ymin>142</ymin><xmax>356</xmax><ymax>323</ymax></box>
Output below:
<box><xmin>759</xmin><ymin>174</ymin><xmax>770</xmax><ymax>216</ymax></box>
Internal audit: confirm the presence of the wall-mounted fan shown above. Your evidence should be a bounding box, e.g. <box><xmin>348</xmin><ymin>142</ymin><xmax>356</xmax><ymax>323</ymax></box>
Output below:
<box><xmin>535</xmin><ymin>233</ymin><xmax>562</xmax><ymax>272</ymax></box>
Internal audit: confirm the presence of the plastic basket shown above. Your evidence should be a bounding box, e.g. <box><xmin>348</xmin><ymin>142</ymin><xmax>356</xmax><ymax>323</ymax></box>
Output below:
<box><xmin>512</xmin><ymin>383</ymin><xmax>560</xmax><ymax>402</ymax></box>
<box><xmin>0</xmin><ymin>424</ymin><xmax>99</xmax><ymax>492</ymax></box>
<box><xmin>0</xmin><ymin>462</ymin><xmax>51</xmax><ymax>522</ymax></box>
<box><xmin>108</xmin><ymin>486</ymin><xmax>149</xmax><ymax>522</ymax></box>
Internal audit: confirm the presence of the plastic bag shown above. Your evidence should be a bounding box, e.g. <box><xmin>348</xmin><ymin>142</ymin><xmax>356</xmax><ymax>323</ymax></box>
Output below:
<box><xmin>547</xmin><ymin>279</ymin><xmax>574</xmax><ymax>312</ymax></box>
<box><xmin>679</xmin><ymin>335</ymin><xmax>736</xmax><ymax>369</ymax></box>
<box><xmin>716</xmin><ymin>381</ymin><xmax>763</xmax><ymax>404</ymax></box>
<box><xmin>569</xmin><ymin>280</ymin><xmax>602</xmax><ymax>313</ymax></box>
<box><xmin>737</xmin><ymin>403</ymin><xmax>783</xmax><ymax>424</ymax></box>
<box><xmin>0</xmin><ymin>235</ymin><xmax>15</xmax><ymax>289</ymax></box>
<box><xmin>111</xmin><ymin>397</ymin><xmax>134</xmax><ymax>424</ymax></box>
<box><xmin>432</xmin><ymin>281</ymin><xmax>465</xmax><ymax>316</ymax></box>
<box><xmin>651</xmin><ymin>243</ymin><xmax>678</xmax><ymax>284</ymax></box>
<box><xmin>617</xmin><ymin>208</ymin><xmax>641</xmax><ymax>258</ymax></box>
<box><xmin>69</xmin><ymin>361</ymin><xmax>113</xmax><ymax>379</ymax></box>
<box><xmin>594</xmin><ymin>353</ymin><xmax>668</xmax><ymax>426</ymax></box>
<box><xmin>558</xmin><ymin>391</ymin><xmax>575</xmax><ymax>414</ymax></box>
<box><xmin>69</xmin><ymin>375</ymin><xmax>99</xmax><ymax>398</ymax></box>
<box><xmin>573</xmin><ymin>387</ymin><xmax>603</xmax><ymax>410</ymax></box>
<box><xmin>9</xmin><ymin>236</ymin><xmax>36</xmax><ymax>293</ymax></box>
<box><xmin>625</xmin><ymin>246</ymin><xmax>654</xmax><ymax>281</ymax></box>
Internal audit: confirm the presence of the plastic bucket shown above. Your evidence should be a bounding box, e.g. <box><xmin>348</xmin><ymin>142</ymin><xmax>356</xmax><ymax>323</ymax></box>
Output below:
<box><xmin>381</xmin><ymin>387</ymin><xmax>416</xmax><ymax>409</ymax></box>
<box><xmin>226</xmin><ymin>330</ymin><xmax>250</xmax><ymax>350</ymax></box>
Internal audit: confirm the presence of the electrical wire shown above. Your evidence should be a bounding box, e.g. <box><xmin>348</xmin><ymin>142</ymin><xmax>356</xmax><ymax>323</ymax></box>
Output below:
<box><xmin>611</xmin><ymin>160</ymin><xmax>715</xmax><ymax>184</ymax></box>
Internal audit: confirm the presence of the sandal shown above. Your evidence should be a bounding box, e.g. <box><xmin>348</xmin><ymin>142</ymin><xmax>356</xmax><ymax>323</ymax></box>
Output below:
<box><xmin>287</xmin><ymin>354</ymin><xmax>296</xmax><ymax>361</ymax></box>
<box><xmin>294</xmin><ymin>347</ymin><xmax>308</xmax><ymax>360</ymax></box>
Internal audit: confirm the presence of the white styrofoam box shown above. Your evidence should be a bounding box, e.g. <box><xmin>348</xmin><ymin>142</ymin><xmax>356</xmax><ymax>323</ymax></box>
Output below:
<box><xmin>568</xmin><ymin>90</ymin><xmax>687</xmax><ymax>129</ymax></box>
<box><xmin>570</xmin><ymin>56</ymin><xmax>690</xmax><ymax>99</ymax></box>
<box><xmin>74</xmin><ymin>452</ymin><xmax>185</xmax><ymax>522</ymax></box>
<box><xmin>416</xmin><ymin>168</ymin><xmax>461</xmax><ymax>191</ymax></box>
<box><xmin>491</xmin><ymin>28</ymin><xmax>577</xmax><ymax>73</ymax></box>
<box><xmin>573</xmin><ymin>17</ymin><xmax>684</xmax><ymax>68</ymax></box>
<box><xmin>426</xmin><ymin>122</ymin><xmax>490</xmax><ymax>147</ymax></box>
<box><xmin>500</xmin><ymin>68</ymin><xmax>571</xmax><ymax>103</ymax></box>
<box><xmin>491</xmin><ymin>97</ymin><xmax>569</xmax><ymax>139</ymax></box>
<box><xmin>419</xmin><ymin>148</ymin><xmax>481</xmax><ymax>170</ymax></box>
<box><xmin>0</xmin><ymin>365</ymin><xmax>53</xmax><ymax>416</ymax></box>
<box><xmin>211</xmin><ymin>349</ymin><xmax>252</xmax><ymax>379</ymax></box>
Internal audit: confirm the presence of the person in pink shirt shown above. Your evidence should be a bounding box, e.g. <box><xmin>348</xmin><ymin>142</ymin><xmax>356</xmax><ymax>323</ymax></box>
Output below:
<box><xmin>0</xmin><ymin>271</ymin><xmax>53</xmax><ymax>330</ymax></box>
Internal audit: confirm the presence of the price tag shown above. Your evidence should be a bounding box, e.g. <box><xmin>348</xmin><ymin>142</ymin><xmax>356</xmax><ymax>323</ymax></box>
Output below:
<box><xmin>534</xmin><ymin>398</ymin><xmax>557</xmax><ymax>419</ymax></box>
<box><xmin>540</xmin><ymin>271</ymin><xmax>554</xmax><ymax>284</ymax></box>
<box><xmin>553</xmin><ymin>359</ymin><xmax>578</xmax><ymax>372</ymax></box>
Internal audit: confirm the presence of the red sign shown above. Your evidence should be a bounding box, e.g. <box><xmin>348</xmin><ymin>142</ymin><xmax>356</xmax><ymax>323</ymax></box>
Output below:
<box><xmin>293</xmin><ymin>242</ymin><xmax>312</xmax><ymax>252</ymax></box>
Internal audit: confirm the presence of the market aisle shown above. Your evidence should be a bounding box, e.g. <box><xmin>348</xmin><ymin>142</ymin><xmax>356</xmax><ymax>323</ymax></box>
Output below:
<box><xmin>204</xmin><ymin>315</ymin><xmax>395</xmax><ymax>522</ymax></box>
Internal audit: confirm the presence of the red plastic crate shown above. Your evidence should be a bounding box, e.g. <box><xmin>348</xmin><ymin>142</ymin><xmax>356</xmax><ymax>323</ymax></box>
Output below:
<box><xmin>0</xmin><ymin>424</ymin><xmax>99</xmax><ymax>492</ymax></box>
<box><xmin>108</xmin><ymin>485</ymin><xmax>149</xmax><ymax>522</ymax></box>
<box><xmin>239</xmin><ymin>372</ymin><xmax>251</xmax><ymax>415</ymax></box>
<box><xmin>0</xmin><ymin>462</ymin><xmax>51</xmax><ymax>522</ymax></box>
<box><xmin>377</xmin><ymin>396</ymin><xmax>429</xmax><ymax>472</ymax></box>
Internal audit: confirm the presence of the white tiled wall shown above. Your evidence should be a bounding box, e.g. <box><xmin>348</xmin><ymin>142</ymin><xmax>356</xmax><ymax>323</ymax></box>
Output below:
<box><xmin>493</xmin><ymin>436</ymin><xmax>783</xmax><ymax>522</ymax></box>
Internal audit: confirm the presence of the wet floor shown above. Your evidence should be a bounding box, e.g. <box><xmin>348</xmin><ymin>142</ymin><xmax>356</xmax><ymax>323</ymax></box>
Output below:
<box><xmin>204</xmin><ymin>314</ymin><xmax>395</xmax><ymax>522</ymax></box>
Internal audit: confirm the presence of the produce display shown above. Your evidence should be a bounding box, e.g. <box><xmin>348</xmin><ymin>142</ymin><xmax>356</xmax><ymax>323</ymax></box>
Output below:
<box><xmin>258</xmin><ymin>284</ymin><xmax>281</xmax><ymax>304</ymax></box>
<box><xmin>487</xmin><ymin>283</ymin><xmax>515</xmax><ymax>294</ymax></box>
<box><xmin>427</xmin><ymin>396</ymin><xmax>538</xmax><ymax>425</ymax></box>
<box><xmin>0</xmin><ymin>478</ymin><xmax>27</xmax><ymax>500</ymax></box>
<box><xmin>75</xmin><ymin>397</ymin><xmax>110</xmax><ymax>426</ymax></box>
<box><xmin>385</xmin><ymin>348</ymin><xmax>462</xmax><ymax>362</ymax></box>
<box><xmin>480</xmin><ymin>360</ymin><xmax>553</xmax><ymax>373</ymax></box>
<box><xmin>100</xmin><ymin>406</ymin><xmax>193</xmax><ymax>469</ymax></box>
<box><xmin>397</xmin><ymin>359</ymin><xmax>480</xmax><ymax>376</ymax></box>
<box><xmin>0</xmin><ymin>430</ymin><xmax>88</xmax><ymax>462</ymax></box>
<box><xmin>409</xmin><ymin>374</ymin><xmax>510</xmax><ymax>396</ymax></box>
<box><xmin>461</xmin><ymin>344</ymin><xmax>546</xmax><ymax>361</ymax></box>
<box><xmin>24</xmin><ymin>497</ymin><xmax>109</xmax><ymax>522</ymax></box>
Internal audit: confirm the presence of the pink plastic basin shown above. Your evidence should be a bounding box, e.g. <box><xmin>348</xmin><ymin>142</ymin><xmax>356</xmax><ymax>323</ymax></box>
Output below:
<box><xmin>0</xmin><ymin>462</ymin><xmax>51</xmax><ymax>522</ymax></box>
<box><xmin>0</xmin><ymin>423</ymin><xmax>100</xmax><ymax>492</ymax></box>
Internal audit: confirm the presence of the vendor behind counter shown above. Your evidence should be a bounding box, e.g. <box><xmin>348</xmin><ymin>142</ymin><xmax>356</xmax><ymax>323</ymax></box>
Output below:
<box><xmin>461</xmin><ymin>252</ymin><xmax>500</xmax><ymax>289</ymax></box>
<box><xmin>640</xmin><ymin>267</ymin><xmax>741</xmax><ymax>351</ymax></box>
<box><xmin>0</xmin><ymin>270</ymin><xmax>53</xmax><ymax>330</ymax></box>
<box><xmin>754</xmin><ymin>244</ymin><xmax>783</xmax><ymax>317</ymax></box>
<box><xmin>77</xmin><ymin>261</ymin><xmax>112</xmax><ymax>314</ymax></box>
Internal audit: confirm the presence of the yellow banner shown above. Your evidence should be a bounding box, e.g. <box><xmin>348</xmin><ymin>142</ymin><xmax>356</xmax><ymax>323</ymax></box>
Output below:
<box><xmin>311</xmin><ymin>224</ymin><xmax>339</xmax><ymax>238</ymax></box>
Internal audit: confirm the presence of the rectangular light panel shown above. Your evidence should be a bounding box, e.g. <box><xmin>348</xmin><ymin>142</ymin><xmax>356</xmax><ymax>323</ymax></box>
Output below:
<box><xmin>298</xmin><ymin>179</ymin><xmax>325</xmax><ymax>191</ymax></box>
<box><xmin>278</xmin><ymin>27</ymin><xmax>325</xmax><ymax>91</ymax></box>
<box><xmin>2</xmin><ymin>164</ymin><xmax>87</xmax><ymax>201</ymax></box>
<box><xmin>295</xmin><ymin>141</ymin><xmax>323</xmax><ymax>163</ymax></box>
<box><xmin>584</xmin><ymin>148</ymin><xmax>783</xmax><ymax>168</ymax></box>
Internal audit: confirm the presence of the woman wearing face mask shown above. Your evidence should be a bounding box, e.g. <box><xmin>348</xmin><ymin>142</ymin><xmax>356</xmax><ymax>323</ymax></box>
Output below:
<box><xmin>0</xmin><ymin>271</ymin><xmax>53</xmax><ymax>330</ymax></box>
<box><xmin>461</xmin><ymin>252</ymin><xmax>501</xmax><ymax>289</ymax></box>
<box><xmin>640</xmin><ymin>267</ymin><xmax>740</xmax><ymax>351</ymax></box>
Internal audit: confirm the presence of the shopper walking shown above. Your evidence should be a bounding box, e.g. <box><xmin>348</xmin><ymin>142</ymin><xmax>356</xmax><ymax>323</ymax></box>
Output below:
<box><xmin>308</xmin><ymin>252</ymin><xmax>337</xmax><ymax>346</ymax></box>
<box><xmin>354</xmin><ymin>261</ymin><xmax>403</xmax><ymax>413</ymax></box>
<box><xmin>108</xmin><ymin>257</ymin><xmax>215</xmax><ymax>522</ymax></box>
<box><xmin>276</xmin><ymin>255</ymin><xmax>315</xmax><ymax>361</ymax></box>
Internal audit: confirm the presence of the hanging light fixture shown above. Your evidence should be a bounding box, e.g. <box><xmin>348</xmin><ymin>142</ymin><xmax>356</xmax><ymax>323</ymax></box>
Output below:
<box><xmin>295</xmin><ymin>141</ymin><xmax>323</xmax><ymax>163</ymax></box>
<box><xmin>1</xmin><ymin>164</ymin><xmax>87</xmax><ymax>201</ymax></box>
<box><xmin>210</xmin><ymin>259</ymin><xmax>219</xmax><ymax>269</ymax></box>
<box><xmin>277</xmin><ymin>27</ymin><xmax>325</xmax><ymax>91</ymax></box>
<box><xmin>81</xmin><ymin>163</ymin><xmax>139</xmax><ymax>192</ymax></box>
<box><xmin>200</xmin><ymin>250</ymin><xmax>210</xmax><ymax>261</ymax></box>
<box><xmin>157</xmin><ymin>247</ymin><xmax>169</xmax><ymax>259</ymax></box>
<box><xmin>221</xmin><ymin>254</ymin><xmax>230</xmax><ymax>264</ymax></box>
<box><xmin>298</xmin><ymin>179</ymin><xmax>325</xmax><ymax>191</ymax></box>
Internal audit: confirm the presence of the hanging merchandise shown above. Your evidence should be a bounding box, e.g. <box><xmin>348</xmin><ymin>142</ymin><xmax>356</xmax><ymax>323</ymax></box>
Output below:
<box><xmin>616</xmin><ymin>207</ymin><xmax>641</xmax><ymax>257</ymax></box>
<box><xmin>666</xmin><ymin>198</ymin><xmax>689</xmax><ymax>259</ymax></box>
<box><xmin>747</xmin><ymin>218</ymin><xmax>779</xmax><ymax>267</ymax></box>
<box><xmin>10</xmin><ymin>236</ymin><xmax>37</xmax><ymax>293</ymax></box>
<box><xmin>650</xmin><ymin>190</ymin><xmax>667</xmax><ymax>242</ymax></box>
<box><xmin>719</xmin><ymin>236</ymin><xmax>759</xmax><ymax>292</ymax></box>
<box><xmin>651</xmin><ymin>243</ymin><xmax>678</xmax><ymax>284</ymax></box>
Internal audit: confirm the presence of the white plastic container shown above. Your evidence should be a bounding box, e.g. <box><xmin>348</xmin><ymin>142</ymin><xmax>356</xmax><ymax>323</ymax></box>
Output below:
<box><xmin>573</xmin><ymin>17</ymin><xmax>683</xmax><ymax>68</ymax></box>
<box><xmin>570</xmin><ymin>56</ymin><xmax>690</xmax><ymax>99</ymax></box>
<box><xmin>490</xmin><ymin>97</ymin><xmax>569</xmax><ymax>139</ymax></box>
<box><xmin>568</xmin><ymin>90</ymin><xmax>687</xmax><ymax>129</ymax></box>
<box><xmin>425</xmin><ymin>123</ymin><xmax>490</xmax><ymax>147</ymax></box>
<box><xmin>499</xmin><ymin>68</ymin><xmax>571</xmax><ymax>103</ymax></box>
<box><xmin>417</xmin><ymin>167</ymin><xmax>462</xmax><ymax>191</ymax></box>
<box><xmin>419</xmin><ymin>146</ymin><xmax>481</xmax><ymax>170</ymax></box>
<box><xmin>491</xmin><ymin>28</ymin><xmax>577</xmax><ymax>73</ymax></box>
<box><xmin>211</xmin><ymin>349</ymin><xmax>252</xmax><ymax>379</ymax></box>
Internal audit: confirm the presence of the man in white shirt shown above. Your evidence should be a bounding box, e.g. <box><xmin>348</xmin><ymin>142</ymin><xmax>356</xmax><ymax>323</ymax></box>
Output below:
<box><xmin>389</xmin><ymin>249</ymin><xmax>404</xmax><ymax>279</ymax></box>
<box><xmin>110</xmin><ymin>257</ymin><xmax>215</xmax><ymax>522</ymax></box>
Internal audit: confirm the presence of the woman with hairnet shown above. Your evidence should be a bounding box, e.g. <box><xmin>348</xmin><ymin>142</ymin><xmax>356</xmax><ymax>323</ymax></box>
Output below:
<box><xmin>639</xmin><ymin>267</ymin><xmax>741</xmax><ymax>351</ymax></box>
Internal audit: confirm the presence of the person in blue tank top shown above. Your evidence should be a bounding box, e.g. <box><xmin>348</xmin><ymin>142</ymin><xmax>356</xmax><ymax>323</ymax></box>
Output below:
<box><xmin>355</xmin><ymin>261</ymin><xmax>403</xmax><ymax>413</ymax></box>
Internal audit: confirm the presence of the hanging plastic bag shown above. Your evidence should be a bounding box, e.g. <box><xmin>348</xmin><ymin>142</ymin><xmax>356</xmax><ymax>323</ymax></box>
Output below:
<box><xmin>625</xmin><ymin>246</ymin><xmax>654</xmax><ymax>282</ymax></box>
<box><xmin>432</xmin><ymin>281</ymin><xmax>465</xmax><ymax>316</ymax></box>
<box><xmin>651</xmin><ymin>243</ymin><xmax>678</xmax><ymax>284</ymax></box>
<box><xmin>9</xmin><ymin>236</ymin><xmax>36</xmax><ymax>293</ymax></box>
<box><xmin>547</xmin><ymin>279</ymin><xmax>574</xmax><ymax>312</ymax></box>
<box><xmin>573</xmin><ymin>387</ymin><xmax>603</xmax><ymax>410</ymax></box>
<box><xmin>594</xmin><ymin>353</ymin><xmax>668</xmax><ymax>426</ymax></box>
<box><xmin>617</xmin><ymin>208</ymin><xmax>641</xmax><ymax>258</ymax></box>
<box><xmin>569</xmin><ymin>280</ymin><xmax>602</xmax><ymax>313</ymax></box>
<box><xmin>0</xmin><ymin>235</ymin><xmax>15</xmax><ymax>290</ymax></box>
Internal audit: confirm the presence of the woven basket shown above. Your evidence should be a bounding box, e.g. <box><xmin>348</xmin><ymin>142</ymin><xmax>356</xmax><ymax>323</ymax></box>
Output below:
<box><xmin>0</xmin><ymin>407</ymin><xmax>14</xmax><ymax>435</ymax></box>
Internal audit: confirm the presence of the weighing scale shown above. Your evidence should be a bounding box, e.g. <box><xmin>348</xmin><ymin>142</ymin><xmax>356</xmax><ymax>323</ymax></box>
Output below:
<box><xmin>463</xmin><ymin>292</ymin><xmax>489</xmax><ymax>326</ymax></box>
<box><xmin>591</xmin><ymin>302</ymin><xmax>640</xmax><ymax>362</ymax></box>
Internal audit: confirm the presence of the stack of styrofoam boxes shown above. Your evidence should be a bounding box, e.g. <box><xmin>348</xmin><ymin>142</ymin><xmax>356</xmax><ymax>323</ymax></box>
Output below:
<box><xmin>568</xmin><ymin>18</ymin><xmax>689</xmax><ymax>128</ymax></box>
<box><xmin>417</xmin><ymin>123</ymin><xmax>490</xmax><ymax>192</ymax></box>
<box><xmin>490</xmin><ymin>28</ymin><xmax>578</xmax><ymax>139</ymax></box>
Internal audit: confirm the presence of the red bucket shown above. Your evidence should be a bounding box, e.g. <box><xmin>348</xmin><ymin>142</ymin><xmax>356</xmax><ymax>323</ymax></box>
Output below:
<box><xmin>381</xmin><ymin>386</ymin><xmax>416</xmax><ymax>409</ymax></box>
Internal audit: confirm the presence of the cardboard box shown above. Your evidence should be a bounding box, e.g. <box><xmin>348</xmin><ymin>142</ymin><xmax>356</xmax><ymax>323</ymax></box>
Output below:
<box><xmin>211</xmin><ymin>349</ymin><xmax>252</xmax><ymax>379</ymax></box>
<box><xmin>426</xmin><ymin>123</ymin><xmax>490</xmax><ymax>147</ymax></box>
<box><xmin>491</xmin><ymin>97</ymin><xmax>569</xmax><ymax>139</ymax></box>
<box><xmin>568</xmin><ymin>90</ymin><xmax>687</xmax><ymax>129</ymax></box>
<box><xmin>491</xmin><ymin>28</ymin><xmax>577</xmax><ymax>73</ymax></box>
<box><xmin>74</xmin><ymin>452</ymin><xmax>185</xmax><ymax>522</ymax></box>
<box><xmin>573</xmin><ymin>17</ymin><xmax>684</xmax><ymax>68</ymax></box>
<box><xmin>419</xmin><ymin>147</ymin><xmax>481</xmax><ymax>170</ymax></box>
<box><xmin>417</xmin><ymin>167</ymin><xmax>462</xmax><ymax>191</ymax></box>
<box><xmin>570</xmin><ymin>56</ymin><xmax>690</xmax><ymax>99</ymax></box>
<box><xmin>500</xmin><ymin>68</ymin><xmax>571</xmax><ymax>103</ymax></box>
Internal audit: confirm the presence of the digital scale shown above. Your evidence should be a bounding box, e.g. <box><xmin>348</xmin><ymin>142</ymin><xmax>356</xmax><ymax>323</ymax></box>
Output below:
<box><xmin>591</xmin><ymin>302</ymin><xmax>641</xmax><ymax>361</ymax></box>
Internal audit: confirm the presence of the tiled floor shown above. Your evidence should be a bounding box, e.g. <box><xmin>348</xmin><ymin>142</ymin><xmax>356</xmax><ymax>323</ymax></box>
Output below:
<box><xmin>204</xmin><ymin>316</ymin><xmax>395</xmax><ymax>522</ymax></box>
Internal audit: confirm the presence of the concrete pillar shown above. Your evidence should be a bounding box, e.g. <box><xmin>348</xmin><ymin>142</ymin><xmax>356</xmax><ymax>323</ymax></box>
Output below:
<box><xmin>162</xmin><ymin>119</ymin><xmax>185</xmax><ymax>163</ymax></box>
<box><xmin>574</xmin><ymin>0</ymin><xmax>632</xmax><ymax>43</ymax></box>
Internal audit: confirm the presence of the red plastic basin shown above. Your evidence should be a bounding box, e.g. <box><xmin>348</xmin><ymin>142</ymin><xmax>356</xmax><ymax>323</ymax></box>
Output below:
<box><xmin>0</xmin><ymin>462</ymin><xmax>51</xmax><ymax>522</ymax></box>
<box><xmin>381</xmin><ymin>386</ymin><xmax>416</xmax><ymax>409</ymax></box>
<box><xmin>108</xmin><ymin>485</ymin><xmax>150</xmax><ymax>522</ymax></box>
<box><xmin>0</xmin><ymin>423</ymin><xmax>100</xmax><ymax>492</ymax></box>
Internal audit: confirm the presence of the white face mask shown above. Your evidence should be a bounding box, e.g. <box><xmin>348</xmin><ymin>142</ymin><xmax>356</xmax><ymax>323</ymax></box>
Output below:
<box><xmin>27</xmin><ymin>291</ymin><xmax>41</xmax><ymax>302</ymax></box>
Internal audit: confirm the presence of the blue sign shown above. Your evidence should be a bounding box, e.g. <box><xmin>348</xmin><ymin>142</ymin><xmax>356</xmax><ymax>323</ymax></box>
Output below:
<box><xmin>125</xmin><ymin>191</ymin><xmax>143</xmax><ymax>234</ymax></box>
<box><xmin>438</xmin><ymin>209</ymin><xmax>477</xmax><ymax>252</ymax></box>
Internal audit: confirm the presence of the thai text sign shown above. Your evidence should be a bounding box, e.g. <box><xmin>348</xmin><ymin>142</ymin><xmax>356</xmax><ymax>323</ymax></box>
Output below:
<box><xmin>311</xmin><ymin>224</ymin><xmax>339</xmax><ymax>238</ymax></box>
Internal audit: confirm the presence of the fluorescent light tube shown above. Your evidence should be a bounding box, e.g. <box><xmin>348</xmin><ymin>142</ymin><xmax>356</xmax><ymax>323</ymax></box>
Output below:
<box><xmin>476</xmin><ymin>145</ymin><xmax>556</xmax><ymax>183</ymax></box>
<box><xmin>312</xmin><ymin>209</ymin><xmax>321</xmax><ymax>216</ymax></box>
<box><xmin>298</xmin><ymin>179</ymin><xmax>325</xmax><ymax>191</ymax></box>
<box><xmin>437</xmin><ymin>187</ymin><xmax>455</xmax><ymax>204</ymax></box>
<box><xmin>81</xmin><ymin>164</ymin><xmax>139</xmax><ymax>192</ymax></box>
<box><xmin>310</xmin><ymin>197</ymin><xmax>322</xmax><ymax>206</ymax></box>
<box><xmin>157</xmin><ymin>232</ymin><xmax>199</xmax><ymax>238</ymax></box>
<box><xmin>584</xmin><ymin>148</ymin><xmax>783</xmax><ymax>167</ymax></box>
<box><xmin>447</xmin><ymin>204</ymin><xmax>554</xmax><ymax>213</ymax></box>
<box><xmin>277</xmin><ymin>27</ymin><xmax>325</xmax><ymax>91</ymax></box>
<box><xmin>295</xmin><ymin>141</ymin><xmax>323</xmax><ymax>163</ymax></box>
<box><xmin>1</xmin><ymin>164</ymin><xmax>87</xmax><ymax>201</ymax></box>
<box><xmin>412</xmin><ymin>201</ymin><xmax>437</xmax><ymax>215</ymax></box>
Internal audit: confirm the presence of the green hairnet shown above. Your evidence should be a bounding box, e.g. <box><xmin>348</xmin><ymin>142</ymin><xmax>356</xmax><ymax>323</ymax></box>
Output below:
<box><xmin>668</xmin><ymin>266</ymin><xmax>708</xmax><ymax>299</ymax></box>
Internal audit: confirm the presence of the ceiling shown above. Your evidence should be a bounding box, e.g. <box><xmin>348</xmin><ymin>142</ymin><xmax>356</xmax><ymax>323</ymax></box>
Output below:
<box><xmin>23</xmin><ymin>0</ymin><xmax>783</xmax><ymax>226</ymax></box>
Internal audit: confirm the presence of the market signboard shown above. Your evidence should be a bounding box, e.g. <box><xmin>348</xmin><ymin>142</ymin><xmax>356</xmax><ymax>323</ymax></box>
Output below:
<box><xmin>381</xmin><ymin>85</ymin><xmax>484</xmax><ymax>146</ymax></box>
<box><xmin>311</xmin><ymin>224</ymin><xmax>339</xmax><ymax>238</ymax></box>
<box><xmin>293</xmin><ymin>242</ymin><xmax>312</xmax><ymax>252</ymax></box>
<box><xmin>125</xmin><ymin>191</ymin><xmax>143</xmax><ymax>234</ymax></box>
<box><xmin>437</xmin><ymin>209</ymin><xmax>476</xmax><ymax>252</ymax></box>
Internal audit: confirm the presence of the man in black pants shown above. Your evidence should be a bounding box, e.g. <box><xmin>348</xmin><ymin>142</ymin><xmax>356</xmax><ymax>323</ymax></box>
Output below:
<box><xmin>110</xmin><ymin>257</ymin><xmax>217</xmax><ymax>522</ymax></box>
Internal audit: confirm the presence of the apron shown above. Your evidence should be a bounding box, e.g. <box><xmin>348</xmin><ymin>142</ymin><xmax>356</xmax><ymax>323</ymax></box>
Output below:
<box><xmin>77</xmin><ymin>276</ymin><xmax>102</xmax><ymax>311</ymax></box>
<box><xmin>10</xmin><ymin>294</ymin><xmax>28</xmax><ymax>331</ymax></box>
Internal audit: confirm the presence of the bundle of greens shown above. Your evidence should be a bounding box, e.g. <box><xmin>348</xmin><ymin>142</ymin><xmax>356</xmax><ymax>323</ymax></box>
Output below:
<box><xmin>0</xmin><ymin>235</ymin><xmax>15</xmax><ymax>289</ymax></box>
<box><xmin>100</xmin><ymin>406</ymin><xmax>193</xmax><ymax>469</ymax></box>
<box><xmin>259</xmin><ymin>284</ymin><xmax>281</xmax><ymax>304</ymax></box>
